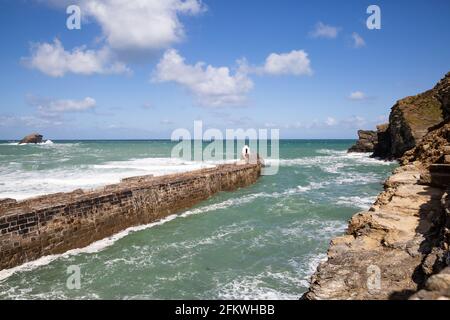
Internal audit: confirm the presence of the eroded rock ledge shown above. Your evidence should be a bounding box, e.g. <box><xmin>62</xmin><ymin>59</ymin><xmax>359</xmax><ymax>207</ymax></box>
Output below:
<box><xmin>304</xmin><ymin>139</ymin><xmax>450</xmax><ymax>300</ymax></box>
<box><xmin>304</xmin><ymin>163</ymin><xmax>449</xmax><ymax>299</ymax></box>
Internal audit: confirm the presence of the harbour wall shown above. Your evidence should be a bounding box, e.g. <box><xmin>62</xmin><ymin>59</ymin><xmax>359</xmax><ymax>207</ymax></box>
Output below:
<box><xmin>0</xmin><ymin>163</ymin><xmax>261</xmax><ymax>271</ymax></box>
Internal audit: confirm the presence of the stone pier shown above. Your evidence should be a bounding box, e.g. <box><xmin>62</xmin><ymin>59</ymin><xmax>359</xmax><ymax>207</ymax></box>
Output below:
<box><xmin>0</xmin><ymin>163</ymin><xmax>261</xmax><ymax>271</ymax></box>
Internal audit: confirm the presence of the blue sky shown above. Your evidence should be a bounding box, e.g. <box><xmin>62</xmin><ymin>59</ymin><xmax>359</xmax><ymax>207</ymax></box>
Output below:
<box><xmin>0</xmin><ymin>0</ymin><xmax>449</xmax><ymax>139</ymax></box>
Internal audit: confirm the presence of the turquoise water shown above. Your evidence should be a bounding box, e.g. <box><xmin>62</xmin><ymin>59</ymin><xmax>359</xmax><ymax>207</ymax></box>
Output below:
<box><xmin>0</xmin><ymin>140</ymin><xmax>397</xmax><ymax>299</ymax></box>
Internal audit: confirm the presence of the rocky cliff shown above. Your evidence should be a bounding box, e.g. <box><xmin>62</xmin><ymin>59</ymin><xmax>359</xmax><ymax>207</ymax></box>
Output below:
<box><xmin>372</xmin><ymin>124</ymin><xmax>391</xmax><ymax>158</ymax></box>
<box><xmin>348</xmin><ymin>130</ymin><xmax>378</xmax><ymax>153</ymax></box>
<box><xmin>436</xmin><ymin>72</ymin><xmax>450</xmax><ymax>120</ymax></box>
<box><xmin>304</xmin><ymin>73</ymin><xmax>450</xmax><ymax>300</ymax></box>
<box><xmin>373</xmin><ymin>73</ymin><xmax>448</xmax><ymax>159</ymax></box>
<box><xmin>304</xmin><ymin>126</ymin><xmax>450</xmax><ymax>300</ymax></box>
<box><xmin>304</xmin><ymin>164</ymin><xmax>449</xmax><ymax>299</ymax></box>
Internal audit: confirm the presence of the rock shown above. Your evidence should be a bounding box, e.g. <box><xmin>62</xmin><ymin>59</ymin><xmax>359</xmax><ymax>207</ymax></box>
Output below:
<box><xmin>305</xmin><ymin>107</ymin><xmax>450</xmax><ymax>299</ymax></box>
<box><xmin>401</xmin><ymin>122</ymin><xmax>450</xmax><ymax>168</ymax></box>
<box><xmin>371</xmin><ymin>72</ymin><xmax>449</xmax><ymax>160</ymax></box>
<box><xmin>372</xmin><ymin>123</ymin><xmax>391</xmax><ymax>159</ymax></box>
<box><xmin>303</xmin><ymin>160</ymin><xmax>449</xmax><ymax>300</ymax></box>
<box><xmin>388</xmin><ymin>87</ymin><xmax>443</xmax><ymax>158</ymax></box>
<box><xmin>348</xmin><ymin>130</ymin><xmax>377</xmax><ymax>153</ymax></box>
<box><xmin>443</xmin><ymin>146</ymin><xmax>450</xmax><ymax>155</ymax></box>
<box><xmin>410</xmin><ymin>267</ymin><xmax>450</xmax><ymax>300</ymax></box>
<box><xmin>435</xmin><ymin>72</ymin><xmax>450</xmax><ymax>121</ymax></box>
<box><xmin>18</xmin><ymin>133</ymin><xmax>43</xmax><ymax>144</ymax></box>
<box><xmin>306</xmin><ymin>74</ymin><xmax>450</xmax><ymax>299</ymax></box>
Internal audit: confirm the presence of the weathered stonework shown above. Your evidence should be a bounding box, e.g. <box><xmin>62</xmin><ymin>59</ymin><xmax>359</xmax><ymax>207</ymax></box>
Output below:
<box><xmin>0</xmin><ymin>163</ymin><xmax>261</xmax><ymax>271</ymax></box>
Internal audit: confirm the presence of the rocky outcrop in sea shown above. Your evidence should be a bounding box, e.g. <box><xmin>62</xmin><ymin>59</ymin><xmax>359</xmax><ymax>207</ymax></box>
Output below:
<box><xmin>348</xmin><ymin>130</ymin><xmax>378</xmax><ymax>153</ymax></box>
<box><xmin>305</xmin><ymin>72</ymin><xmax>450</xmax><ymax>300</ymax></box>
<box><xmin>18</xmin><ymin>133</ymin><xmax>43</xmax><ymax>144</ymax></box>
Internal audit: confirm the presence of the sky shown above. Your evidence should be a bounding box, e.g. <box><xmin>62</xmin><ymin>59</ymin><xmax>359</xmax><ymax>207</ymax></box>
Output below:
<box><xmin>0</xmin><ymin>0</ymin><xmax>449</xmax><ymax>139</ymax></box>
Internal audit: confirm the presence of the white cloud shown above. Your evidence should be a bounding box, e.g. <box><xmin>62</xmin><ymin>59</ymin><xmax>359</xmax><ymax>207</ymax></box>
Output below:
<box><xmin>80</xmin><ymin>0</ymin><xmax>205</xmax><ymax>51</ymax></box>
<box><xmin>141</xmin><ymin>102</ymin><xmax>154</xmax><ymax>110</ymax></box>
<box><xmin>283</xmin><ymin>116</ymin><xmax>368</xmax><ymax>130</ymax></box>
<box><xmin>40</xmin><ymin>97</ymin><xmax>96</xmax><ymax>113</ymax></box>
<box><xmin>0</xmin><ymin>115</ymin><xmax>63</xmax><ymax>128</ymax></box>
<box><xmin>260</xmin><ymin>50</ymin><xmax>313</xmax><ymax>76</ymax></box>
<box><xmin>0</xmin><ymin>95</ymin><xmax>97</xmax><ymax>130</ymax></box>
<box><xmin>341</xmin><ymin>115</ymin><xmax>367</xmax><ymax>128</ymax></box>
<box><xmin>27</xmin><ymin>95</ymin><xmax>96</xmax><ymax>117</ymax></box>
<box><xmin>309</xmin><ymin>22</ymin><xmax>340</xmax><ymax>39</ymax></box>
<box><xmin>24</xmin><ymin>0</ymin><xmax>206</xmax><ymax>77</ymax></box>
<box><xmin>24</xmin><ymin>39</ymin><xmax>130</xmax><ymax>77</ymax></box>
<box><xmin>348</xmin><ymin>91</ymin><xmax>367</xmax><ymax>101</ymax></box>
<box><xmin>160</xmin><ymin>119</ymin><xmax>174</xmax><ymax>125</ymax></box>
<box><xmin>153</xmin><ymin>49</ymin><xmax>253</xmax><ymax>107</ymax></box>
<box><xmin>325</xmin><ymin>117</ymin><xmax>337</xmax><ymax>126</ymax></box>
<box><xmin>351</xmin><ymin>32</ymin><xmax>366</xmax><ymax>48</ymax></box>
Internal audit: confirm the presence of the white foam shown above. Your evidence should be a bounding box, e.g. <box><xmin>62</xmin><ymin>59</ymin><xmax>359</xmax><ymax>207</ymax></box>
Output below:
<box><xmin>281</xmin><ymin>181</ymin><xmax>328</xmax><ymax>195</ymax></box>
<box><xmin>343</xmin><ymin>152</ymin><xmax>395</xmax><ymax>165</ymax></box>
<box><xmin>334</xmin><ymin>172</ymin><xmax>380</xmax><ymax>185</ymax></box>
<box><xmin>279</xmin><ymin>219</ymin><xmax>347</xmax><ymax>241</ymax></box>
<box><xmin>336</xmin><ymin>195</ymin><xmax>376</xmax><ymax>210</ymax></box>
<box><xmin>93</xmin><ymin>157</ymin><xmax>212</xmax><ymax>172</ymax></box>
<box><xmin>316</xmin><ymin>149</ymin><xmax>347</xmax><ymax>155</ymax></box>
<box><xmin>266</xmin><ymin>150</ymin><xmax>395</xmax><ymax>170</ymax></box>
<box><xmin>0</xmin><ymin>142</ymin><xmax>19</xmax><ymax>146</ymax></box>
<box><xmin>289</xmin><ymin>253</ymin><xmax>328</xmax><ymax>288</ymax></box>
<box><xmin>0</xmin><ymin>140</ymin><xmax>55</xmax><ymax>146</ymax></box>
<box><xmin>0</xmin><ymin>157</ymin><xmax>216</xmax><ymax>200</ymax></box>
<box><xmin>215</xmin><ymin>274</ymin><xmax>300</xmax><ymax>300</ymax></box>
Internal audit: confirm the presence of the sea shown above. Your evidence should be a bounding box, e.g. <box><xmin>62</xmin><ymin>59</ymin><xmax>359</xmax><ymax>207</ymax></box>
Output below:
<box><xmin>0</xmin><ymin>140</ymin><xmax>397</xmax><ymax>299</ymax></box>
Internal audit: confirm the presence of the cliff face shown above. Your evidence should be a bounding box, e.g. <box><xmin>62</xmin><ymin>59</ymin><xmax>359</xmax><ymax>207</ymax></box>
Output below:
<box><xmin>402</xmin><ymin>122</ymin><xmax>450</xmax><ymax>167</ymax></box>
<box><xmin>436</xmin><ymin>72</ymin><xmax>450</xmax><ymax>120</ymax></box>
<box><xmin>388</xmin><ymin>89</ymin><xmax>443</xmax><ymax>158</ymax></box>
<box><xmin>348</xmin><ymin>130</ymin><xmax>378</xmax><ymax>153</ymax></box>
<box><xmin>373</xmin><ymin>73</ymin><xmax>449</xmax><ymax>159</ymax></box>
<box><xmin>372</xmin><ymin>124</ymin><xmax>391</xmax><ymax>158</ymax></box>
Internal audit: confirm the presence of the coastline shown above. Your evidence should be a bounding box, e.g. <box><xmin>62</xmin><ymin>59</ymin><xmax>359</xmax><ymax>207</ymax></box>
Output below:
<box><xmin>305</xmin><ymin>72</ymin><xmax>450</xmax><ymax>300</ymax></box>
<box><xmin>306</xmin><ymin>125</ymin><xmax>449</xmax><ymax>299</ymax></box>
<box><xmin>304</xmin><ymin>163</ymin><xmax>449</xmax><ymax>299</ymax></box>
